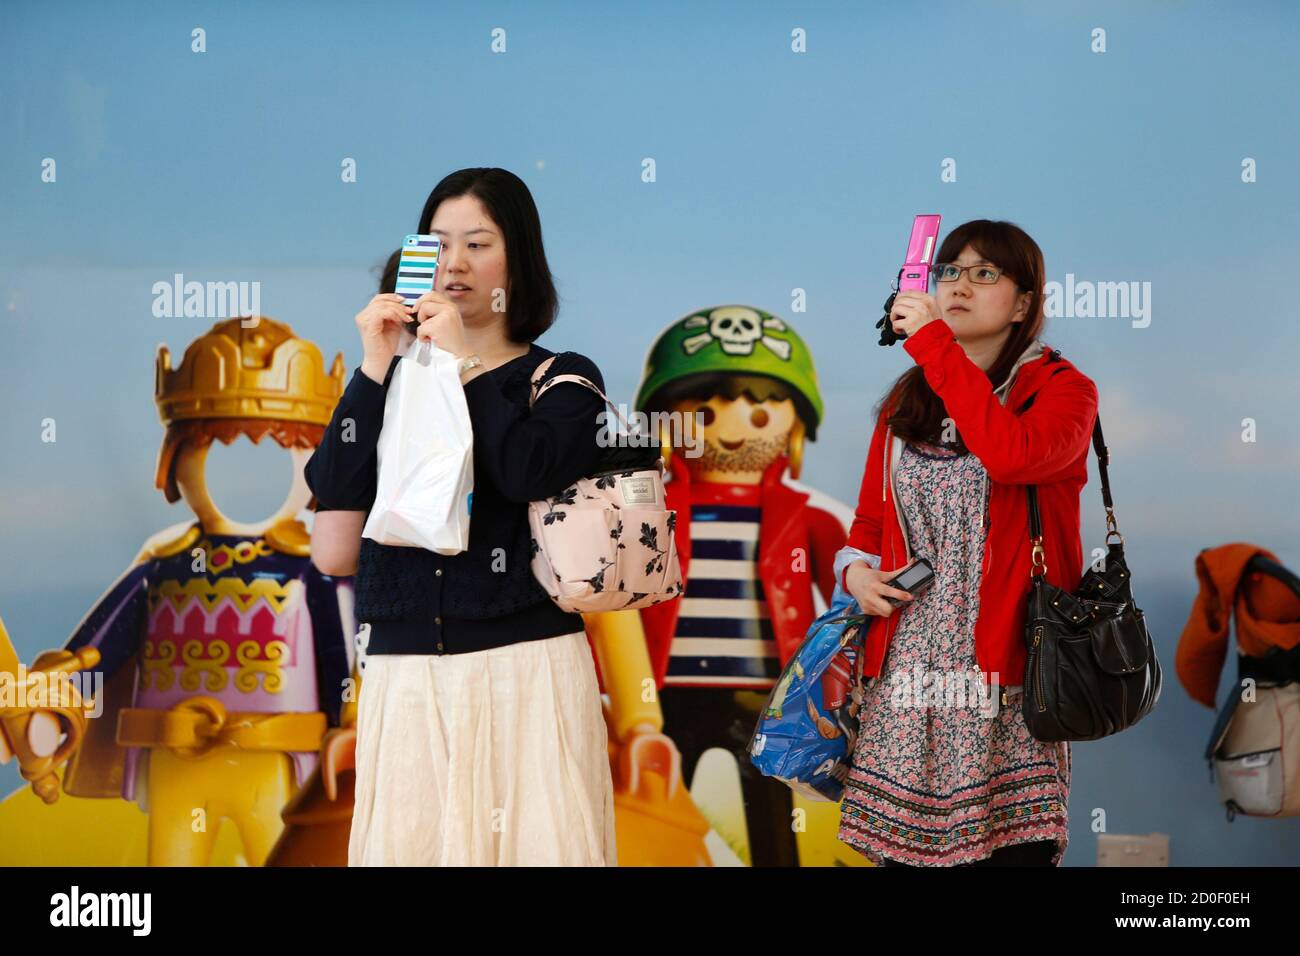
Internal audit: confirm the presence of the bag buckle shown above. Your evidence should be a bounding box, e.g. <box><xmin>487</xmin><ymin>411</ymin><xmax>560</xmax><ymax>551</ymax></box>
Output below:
<box><xmin>1105</xmin><ymin>507</ymin><xmax>1125</xmax><ymax>546</ymax></box>
<box><xmin>1030</xmin><ymin>537</ymin><xmax>1047</xmax><ymax>577</ymax></box>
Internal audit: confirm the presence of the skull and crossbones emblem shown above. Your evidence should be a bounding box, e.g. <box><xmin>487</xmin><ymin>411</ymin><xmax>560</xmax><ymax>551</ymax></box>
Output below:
<box><xmin>680</xmin><ymin>307</ymin><xmax>792</xmax><ymax>359</ymax></box>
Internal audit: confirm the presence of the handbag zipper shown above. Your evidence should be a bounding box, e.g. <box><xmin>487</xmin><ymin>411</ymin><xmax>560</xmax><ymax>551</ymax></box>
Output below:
<box><xmin>585</xmin><ymin>460</ymin><xmax>665</xmax><ymax>480</ymax></box>
<box><xmin>1032</xmin><ymin>625</ymin><xmax>1046</xmax><ymax>712</ymax></box>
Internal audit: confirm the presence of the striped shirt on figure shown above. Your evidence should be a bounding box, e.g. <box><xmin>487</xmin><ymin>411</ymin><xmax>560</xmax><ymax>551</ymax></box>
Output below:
<box><xmin>666</xmin><ymin>483</ymin><xmax>780</xmax><ymax>689</ymax></box>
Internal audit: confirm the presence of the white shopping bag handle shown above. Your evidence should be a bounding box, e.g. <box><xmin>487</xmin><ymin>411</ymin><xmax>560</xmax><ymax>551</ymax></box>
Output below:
<box><xmin>406</xmin><ymin>335</ymin><xmax>434</xmax><ymax>366</ymax></box>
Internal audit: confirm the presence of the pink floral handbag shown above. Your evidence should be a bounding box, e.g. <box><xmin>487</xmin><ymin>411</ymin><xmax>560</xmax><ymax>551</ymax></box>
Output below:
<box><xmin>527</xmin><ymin>356</ymin><xmax>684</xmax><ymax>613</ymax></box>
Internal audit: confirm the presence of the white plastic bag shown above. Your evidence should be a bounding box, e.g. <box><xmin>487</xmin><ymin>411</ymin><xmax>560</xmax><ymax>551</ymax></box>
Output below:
<box><xmin>362</xmin><ymin>337</ymin><xmax>474</xmax><ymax>553</ymax></box>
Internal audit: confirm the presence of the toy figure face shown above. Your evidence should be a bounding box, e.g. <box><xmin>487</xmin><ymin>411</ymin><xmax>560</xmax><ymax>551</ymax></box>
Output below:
<box><xmin>669</xmin><ymin>394</ymin><xmax>797</xmax><ymax>483</ymax></box>
<box><xmin>175</xmin><ymin>439</ymin><xmax>313</xmax><ymax>535</ymax></box>
<box><xmin>427</xmin><ymin>194</ymin><xmax>509</xmax><ymax>328</ymax></box>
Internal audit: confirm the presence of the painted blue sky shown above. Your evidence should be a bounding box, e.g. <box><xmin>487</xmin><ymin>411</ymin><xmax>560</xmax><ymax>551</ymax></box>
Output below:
<box><xmin>2</xmin><ymin>1</ymin><xmax>1298</xmax><ymax>862</ymax></box>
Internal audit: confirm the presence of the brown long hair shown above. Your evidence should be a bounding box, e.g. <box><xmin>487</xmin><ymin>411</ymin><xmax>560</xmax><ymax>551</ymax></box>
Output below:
<box><xmin>877</xmin><ymin>219</ymin><xmax>1047</xmax><ymax>454</ymax></box>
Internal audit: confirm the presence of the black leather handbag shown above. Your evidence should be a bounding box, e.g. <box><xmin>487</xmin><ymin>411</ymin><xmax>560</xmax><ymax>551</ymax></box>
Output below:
<box><xmin>1020</xmin><ymin>392</ymin><xmax>1162</xmax><ymax>741</ymax></box>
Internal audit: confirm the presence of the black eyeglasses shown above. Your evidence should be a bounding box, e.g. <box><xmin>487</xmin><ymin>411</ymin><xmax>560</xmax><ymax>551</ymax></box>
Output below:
<box><xmin>931</xmin><ymin>262</ymin><xmax>1006</xmax><ymax>284</ymax></box>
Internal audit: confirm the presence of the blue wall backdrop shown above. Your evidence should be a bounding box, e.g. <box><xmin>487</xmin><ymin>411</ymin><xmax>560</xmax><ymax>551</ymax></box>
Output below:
<box><xmin>2</xmin><ymin>0</ymin><xmax>1298</xmax><ymax>864</ymax></box>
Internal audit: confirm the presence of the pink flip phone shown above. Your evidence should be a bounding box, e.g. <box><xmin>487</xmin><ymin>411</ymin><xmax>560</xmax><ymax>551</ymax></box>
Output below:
<box><xmin>899</xmin><ymin>214</ymin><xmax>941</xmax><ymax>293</ymax></box>
<box><xmin>877</xmin><ymin>214</ymin><xmax>942</xmax><ymax>345</ymax></box>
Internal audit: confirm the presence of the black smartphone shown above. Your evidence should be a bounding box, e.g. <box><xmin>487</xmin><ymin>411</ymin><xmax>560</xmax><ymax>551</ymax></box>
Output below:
<box><xmin>883</xmin><ymin>557</ymin><xmax>936</xmax><ymax>608</ymax></box>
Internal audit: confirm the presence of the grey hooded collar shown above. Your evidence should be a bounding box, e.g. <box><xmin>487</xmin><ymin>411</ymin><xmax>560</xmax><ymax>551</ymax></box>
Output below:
<box><xmin>993</xmin><ymin>337</ymin><xmax>1048</xmax><ymax>403</ymax></box>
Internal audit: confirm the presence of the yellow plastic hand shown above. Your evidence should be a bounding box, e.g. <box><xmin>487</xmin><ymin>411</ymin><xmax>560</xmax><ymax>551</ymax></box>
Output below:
<box><xmin>0</xmin><ymin>647</ymin><xmax>101</xmax><ymax>804</ymax></box>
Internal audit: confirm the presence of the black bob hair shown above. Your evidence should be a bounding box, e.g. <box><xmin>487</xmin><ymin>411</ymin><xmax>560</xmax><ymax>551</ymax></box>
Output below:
<box><xmin>413</xmin><ymin>167</ymin><xmax>560</xmax><ymax>344</ymax></box>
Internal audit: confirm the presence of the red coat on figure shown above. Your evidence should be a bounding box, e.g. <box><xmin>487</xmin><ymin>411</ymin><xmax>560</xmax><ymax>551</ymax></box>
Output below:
<box><xmin>638</xmin><ymin>453</ymin><xmax>847</xmax><ymax>689</ymax></box>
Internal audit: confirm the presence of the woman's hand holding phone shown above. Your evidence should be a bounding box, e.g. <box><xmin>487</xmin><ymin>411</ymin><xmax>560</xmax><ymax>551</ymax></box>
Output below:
<box><xmin>844</xmin><ymin>560</ymin><xmax>915</xmax><ymax>617</ymax></box>
<box><xmin>409</xmin><ymin>290</ymin><xmax>469</xmax><ymax>359</ymax></box>
<box><xmin>887</xmin><ymin>290</ymin><xmax>943</xmax><ymax>338</ymax></box>
<box><xmin>356</xmin><ymin>293</ymin><xmax>415</xmax><ymax>384</ymax></box>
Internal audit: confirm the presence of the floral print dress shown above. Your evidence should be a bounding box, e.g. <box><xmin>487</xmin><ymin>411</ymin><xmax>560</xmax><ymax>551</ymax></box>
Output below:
<box><xmin>837</xmin><ymin>440</ymin><xmax>1071</xmax><ymax>866</ymax></box>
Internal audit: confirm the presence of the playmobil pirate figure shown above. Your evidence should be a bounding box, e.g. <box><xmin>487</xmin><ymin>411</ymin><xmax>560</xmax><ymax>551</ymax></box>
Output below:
<box><xmin>3</xmin><ymin>317</ymin><xmax>361</xmax><ymax>866</ymax></box>
<box><xmin>590</xmin><ymin>306</ymin><xmax>848</xmax><ymax>867</ymax></box>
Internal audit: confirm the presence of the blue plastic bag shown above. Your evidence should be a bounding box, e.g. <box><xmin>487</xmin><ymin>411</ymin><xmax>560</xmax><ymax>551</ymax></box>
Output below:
<box><xmin>748</xmin><ymin>603</ymin><xmax>870</xmax><ymax>802</ymax></box>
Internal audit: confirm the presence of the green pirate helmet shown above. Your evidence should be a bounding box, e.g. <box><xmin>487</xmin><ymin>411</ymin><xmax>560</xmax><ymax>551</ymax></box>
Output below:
<box><xmin>635</xmin><ymin>305</ymin><xmax>825</xmax><ymax>440</ymax></box>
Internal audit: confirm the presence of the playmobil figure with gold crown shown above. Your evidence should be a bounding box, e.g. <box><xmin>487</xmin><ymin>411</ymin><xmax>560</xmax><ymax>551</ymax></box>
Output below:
<box><xmin>586</xmin><ymin>306</ymin><xmax>868</xmax><ymax>867</ymax></box>
<box><xmin>1</xmin><ymin>317</ymin><xmax>361</xmax><ymax>866</ymax></box>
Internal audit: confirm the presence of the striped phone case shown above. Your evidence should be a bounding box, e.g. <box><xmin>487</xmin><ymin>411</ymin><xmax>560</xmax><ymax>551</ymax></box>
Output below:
<box><xmin>396</xmin><ymin>234</ymin><xmax>441</xmax><ymax>312</ymax></box>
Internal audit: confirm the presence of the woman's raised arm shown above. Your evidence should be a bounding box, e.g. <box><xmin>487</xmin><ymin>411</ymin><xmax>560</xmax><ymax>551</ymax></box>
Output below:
<box><xmin>902</xmin><ymin>320</ymin><xmax>1098</xmax><ymax>485</ymax></box>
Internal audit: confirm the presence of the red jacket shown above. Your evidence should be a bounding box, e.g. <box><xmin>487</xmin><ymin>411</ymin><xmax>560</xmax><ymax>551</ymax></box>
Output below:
<box><xmin>639</xmin><ymin>454</ymin><xmax>846</xmax><ymax>688</ymax></box>
<box><xmin>844</xmin><ymin>318</ymin><xmax>1099</xmax><ymax>687</ymax></box>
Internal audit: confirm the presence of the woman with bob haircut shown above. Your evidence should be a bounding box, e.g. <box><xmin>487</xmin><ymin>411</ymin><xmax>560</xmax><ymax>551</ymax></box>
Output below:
<box><xmin>305</xmin><ymin>168</ymin><xmax>617</xmax><ymax>866</ymax></box>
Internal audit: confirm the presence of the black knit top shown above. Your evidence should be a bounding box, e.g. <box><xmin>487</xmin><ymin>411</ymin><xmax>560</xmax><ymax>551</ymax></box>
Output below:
<box><xmin>304</xmin><ymin>343</ymin><xmax>613</xmax><ymax>656</ymax></box>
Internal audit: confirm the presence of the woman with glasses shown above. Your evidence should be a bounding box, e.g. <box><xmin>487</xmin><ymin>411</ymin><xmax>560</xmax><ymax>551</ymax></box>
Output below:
<box><xmin>833</xmin><ymin>220</ymin><xmax>1099</xmax><ymax>867</ymax></box>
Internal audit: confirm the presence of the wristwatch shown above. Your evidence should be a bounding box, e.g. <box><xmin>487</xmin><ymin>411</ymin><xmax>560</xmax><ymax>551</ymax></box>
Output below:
<box><xmin>456</xmin><ymin>354</ymin><xmax>484</xmax><ymax>375</ymax></box>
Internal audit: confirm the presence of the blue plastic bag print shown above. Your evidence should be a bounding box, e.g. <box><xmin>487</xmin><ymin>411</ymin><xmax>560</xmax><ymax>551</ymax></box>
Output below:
<box><xmin>748</xmin><ymin>605</ymin><xmax>870</xmax><ymax>802</ymax></box>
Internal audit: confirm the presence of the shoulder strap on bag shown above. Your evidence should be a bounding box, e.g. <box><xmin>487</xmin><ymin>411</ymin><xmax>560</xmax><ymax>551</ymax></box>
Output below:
<box><xmin>528</xmin><ymin>353</ymin><xmax>633</xmax><ymax>431</ymax></box>
<box><xmin>1019</xmin><ymin>352</ymin><xmax>1116</xmax><ymax>563</ymax></box>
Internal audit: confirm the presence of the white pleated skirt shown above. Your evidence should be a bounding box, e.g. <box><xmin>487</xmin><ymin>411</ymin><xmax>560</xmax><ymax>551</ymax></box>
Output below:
<box><xmin>348</xmin><ymin>630</ymin><xmax>618</xmax><ymax>866</ymax></box>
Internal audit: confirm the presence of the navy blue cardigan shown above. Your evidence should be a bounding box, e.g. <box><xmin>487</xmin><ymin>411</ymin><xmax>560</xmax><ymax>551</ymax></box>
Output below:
<box><xmin>305</xmin><ymin>343</ymin><xmax>609</xmax><ymax>656</ymax></box>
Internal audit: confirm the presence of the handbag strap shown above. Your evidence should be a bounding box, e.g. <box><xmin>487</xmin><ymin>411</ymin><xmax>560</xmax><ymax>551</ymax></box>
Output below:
<box><xmin>1018</xmin><ymin>353</ymin><xmax>1117</xmax><ymax>577</ymax></box>
<box><xmin>528</xmin><ymin>354</ymin><xmax>633</xmax><ymax>432</ymax></box>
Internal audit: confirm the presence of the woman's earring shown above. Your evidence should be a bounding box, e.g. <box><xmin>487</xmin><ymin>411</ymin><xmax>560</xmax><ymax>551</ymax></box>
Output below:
<box><xmin>786</xmin><ymin>419</ymin><xmax>806</xmax><ymax>481</ymax></box>
<box><xmin>658</xmin><ymin>418</ymin><xmax>673</xmax><ymax>471</ymax></box>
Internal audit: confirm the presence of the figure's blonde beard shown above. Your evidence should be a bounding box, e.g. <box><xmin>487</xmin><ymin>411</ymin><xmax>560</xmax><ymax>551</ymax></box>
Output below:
<box><xmin>693</xmin><ymin>435</ymin><xmax>787</xmax><ymax>474</ymax></box>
